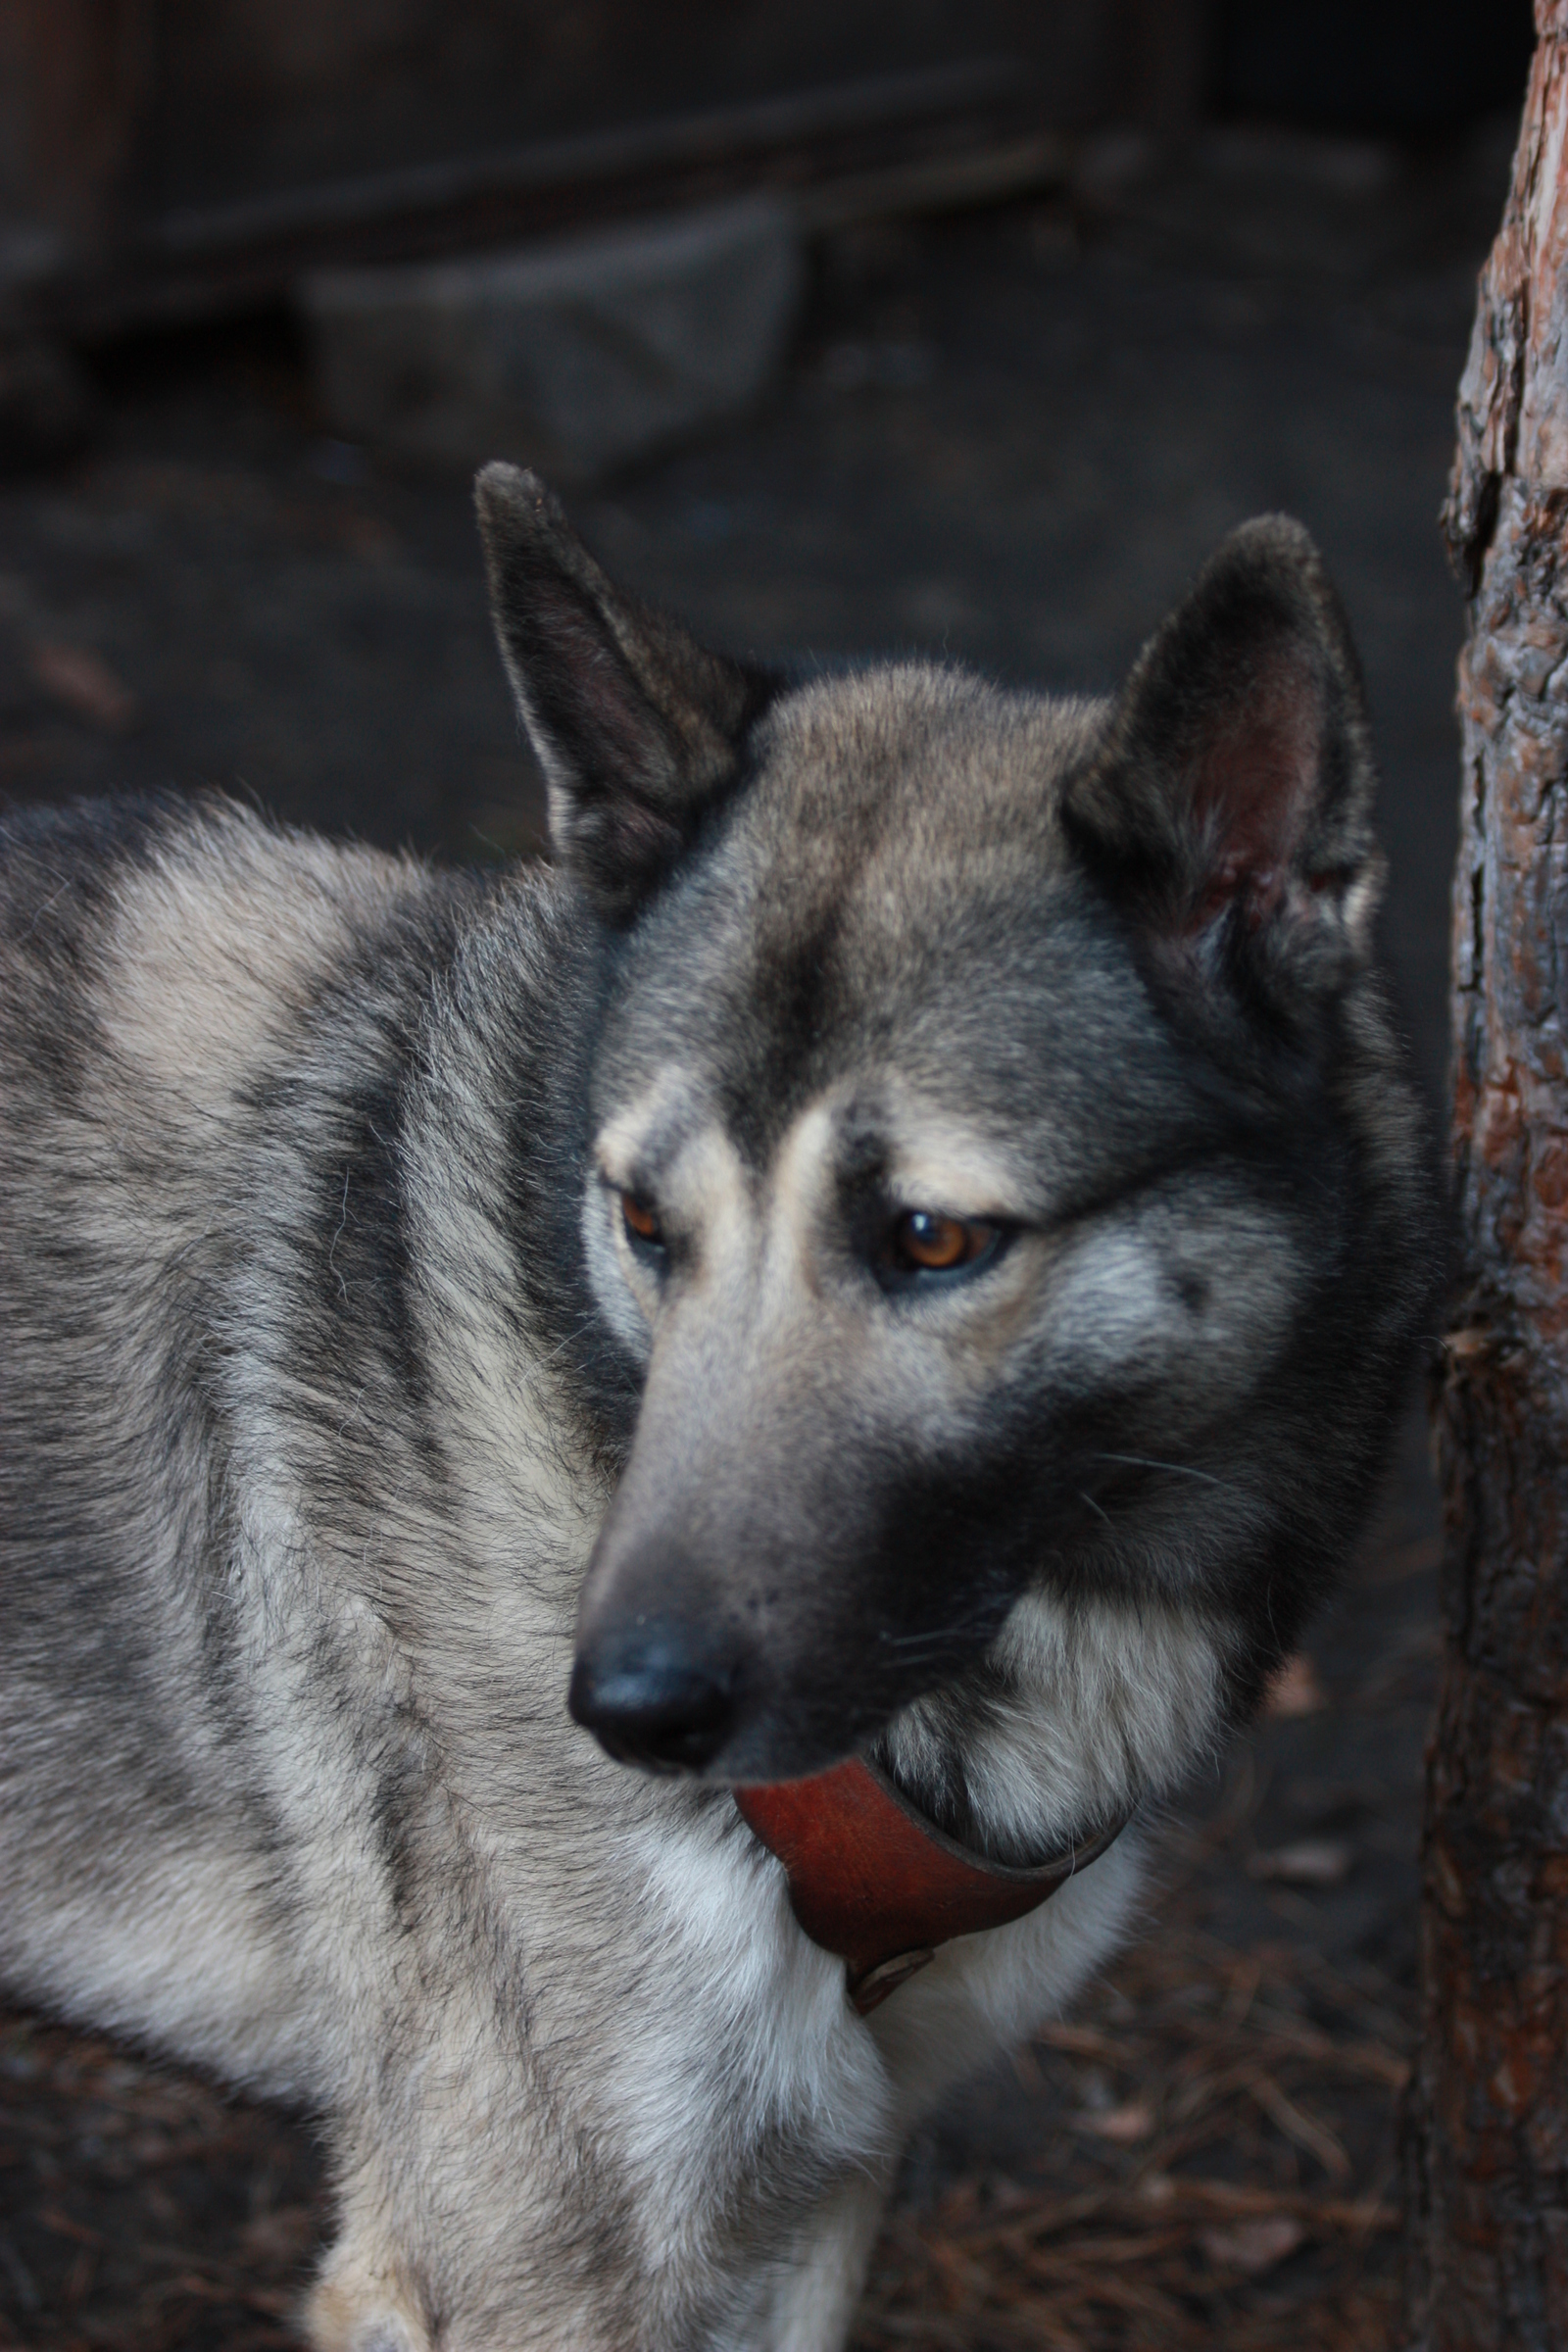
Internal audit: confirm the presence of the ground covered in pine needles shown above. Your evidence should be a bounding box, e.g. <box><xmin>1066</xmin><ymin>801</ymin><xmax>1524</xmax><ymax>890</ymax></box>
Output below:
<box><xmin>856</xmin><ymin>1906</ymin><xmax>1411</xmax><ymax>2352</ymax></box>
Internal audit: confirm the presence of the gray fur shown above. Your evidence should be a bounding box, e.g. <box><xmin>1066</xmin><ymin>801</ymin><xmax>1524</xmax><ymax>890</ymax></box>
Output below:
<box><xmin>0</xmin><ymin>468</ymin><xmax>1441</xmax><ymax>2349</ymax></box>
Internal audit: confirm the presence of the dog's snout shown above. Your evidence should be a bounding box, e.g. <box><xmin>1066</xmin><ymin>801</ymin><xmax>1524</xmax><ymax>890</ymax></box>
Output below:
<box><xmin>569</xmin><ymin>1625</ymin><xmax>737</xmax><ymax>1775</ymax></box>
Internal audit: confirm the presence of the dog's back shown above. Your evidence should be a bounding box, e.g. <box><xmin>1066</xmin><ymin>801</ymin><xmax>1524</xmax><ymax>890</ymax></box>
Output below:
<box><xmin>0</xmin><ymin>800</ymin><xmax>470</xmax><ymax>2084</ymax></box>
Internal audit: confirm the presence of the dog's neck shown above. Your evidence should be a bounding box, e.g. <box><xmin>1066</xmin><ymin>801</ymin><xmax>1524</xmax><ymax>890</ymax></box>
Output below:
<box><xmin>869</xmin><ymin>1586</ymin><xmax>1229</xmax><ymax>1868</ymax></box>
<box><xmin>734</xmin><ymin>1756</ymin><xmax>1127</xmax><ymax>2013</ymax></box>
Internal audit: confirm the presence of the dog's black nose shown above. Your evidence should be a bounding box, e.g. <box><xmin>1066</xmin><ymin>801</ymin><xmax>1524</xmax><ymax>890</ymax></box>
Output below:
<box><xmin>568</xmin><ymin>1629</ymin><xmax>737</xmax><ymax>1774</ymax></box>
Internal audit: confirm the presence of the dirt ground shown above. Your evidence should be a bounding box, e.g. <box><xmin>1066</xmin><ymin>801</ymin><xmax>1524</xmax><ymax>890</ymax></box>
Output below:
<box><xmin>0</xmin><ymin>114</ymin><xmax>1508</xmax><ymax>2349</ymax></box>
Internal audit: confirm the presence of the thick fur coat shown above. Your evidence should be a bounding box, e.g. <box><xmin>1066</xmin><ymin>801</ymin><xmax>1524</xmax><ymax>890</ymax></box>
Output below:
<box><xmin>0</xmin><ymin>470</ymin><xmax>1440</xmax><ymax>2349</ymax></box>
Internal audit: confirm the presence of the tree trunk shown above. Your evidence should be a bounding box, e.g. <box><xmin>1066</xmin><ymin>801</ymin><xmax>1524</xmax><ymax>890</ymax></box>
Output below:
<box><xmin>1407</xmin><ymin>9</ymin><xmax>1568</xmax><ymax>2344</ymax></box>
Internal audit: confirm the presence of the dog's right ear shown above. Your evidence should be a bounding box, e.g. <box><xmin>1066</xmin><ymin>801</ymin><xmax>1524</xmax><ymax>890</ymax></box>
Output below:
<box><xmin>475</xmin><ymin>463</ymin><xmax>775</xmax><ymax>920</ymax></box>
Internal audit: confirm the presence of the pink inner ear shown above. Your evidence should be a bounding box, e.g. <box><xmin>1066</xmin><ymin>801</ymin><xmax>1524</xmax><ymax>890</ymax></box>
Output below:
<box><xmin>1185</xmin><ymin>658</ymin><xmax>1323</xmax><ymax>933</ymax></box>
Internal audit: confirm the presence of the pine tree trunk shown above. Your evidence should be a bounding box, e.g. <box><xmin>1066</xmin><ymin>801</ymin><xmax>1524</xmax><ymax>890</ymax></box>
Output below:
<box><xmin>1407</xmin><ymin>10</ymin><xmax>1568</xmax><ymax>2343</ymax></box>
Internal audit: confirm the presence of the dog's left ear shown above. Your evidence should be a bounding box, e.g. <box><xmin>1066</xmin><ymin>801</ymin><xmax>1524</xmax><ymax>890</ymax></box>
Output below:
<box><xmin>475</xmin><ymin>463</ymin><xmax>775</xmax><ymax>919</ymax></box>
<box><xmin>1065</xmin><ymin>515</ymin><xmax>1381</xmax><ymax>998</ymax></box>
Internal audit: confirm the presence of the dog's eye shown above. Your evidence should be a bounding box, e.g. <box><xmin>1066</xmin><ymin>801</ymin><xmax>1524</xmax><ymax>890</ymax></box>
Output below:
<box><xmin>620</xmin><ymin>1192</ymin><xmax>665</xmax><ymax>1252</ymax></box>
<box><xmin>885</xmin><ymin>1209</ymin><xmax>1000</xmax><ymax>1279</ymax></box>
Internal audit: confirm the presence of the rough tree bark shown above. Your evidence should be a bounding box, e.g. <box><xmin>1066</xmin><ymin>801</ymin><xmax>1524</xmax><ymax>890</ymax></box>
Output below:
<box><xmin>1406</xmin><ymin>9</ymin><xmax>1568</xmax><ymax>2344</ymax></box>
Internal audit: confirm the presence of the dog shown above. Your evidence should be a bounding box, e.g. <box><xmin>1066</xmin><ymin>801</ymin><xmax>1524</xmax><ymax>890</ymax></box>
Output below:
<box><xmin>0</xmin><ymin>466</ymin><xmax>1440</xmax><ymax>2350</ymax></box>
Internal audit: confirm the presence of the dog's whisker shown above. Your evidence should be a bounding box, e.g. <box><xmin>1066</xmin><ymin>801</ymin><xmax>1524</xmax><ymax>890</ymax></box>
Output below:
<box><xmin>1093</xmin><ymin>1451</ymin><xmax>1228</xmax><ymax>1491</ymax></box>
<box><xmin>1079</xmin><ymin>1489</ymin><xmax>1116</xmax><ymax>1531</ymax></box>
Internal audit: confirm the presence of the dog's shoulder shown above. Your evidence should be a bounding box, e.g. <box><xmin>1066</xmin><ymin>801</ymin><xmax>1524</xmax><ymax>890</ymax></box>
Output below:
<box><xmin>0</xmin><ymin>794</ymin><xmax>537</xmax><ymax>1130</ymax></box>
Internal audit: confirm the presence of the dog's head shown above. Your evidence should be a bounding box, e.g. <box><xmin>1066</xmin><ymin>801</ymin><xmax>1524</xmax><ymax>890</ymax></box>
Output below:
<box><xmin>476</xmin><ymin>464</ymin><xmax>1419</xmax><ymax>1787</ymax></box>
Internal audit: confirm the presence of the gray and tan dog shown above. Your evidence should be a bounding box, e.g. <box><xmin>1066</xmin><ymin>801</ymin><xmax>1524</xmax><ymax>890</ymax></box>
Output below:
<box><xmin>0</xmin><ymin>467</ymin><xmax>1439</xmax><ymax>2350</ymax></box>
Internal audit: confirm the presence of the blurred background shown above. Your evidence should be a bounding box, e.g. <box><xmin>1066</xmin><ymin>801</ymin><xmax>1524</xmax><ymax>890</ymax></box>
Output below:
<box><xmin>0</xmin><ymin>5</ymin><xmax>1540</xmax><ymax>2347</ymax></box>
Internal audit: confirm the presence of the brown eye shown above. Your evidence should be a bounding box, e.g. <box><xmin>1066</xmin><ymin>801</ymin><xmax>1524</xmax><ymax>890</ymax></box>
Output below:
<box><xmin>620</xmin><ymin>1193</ymin><xmax>663</xmax><ymax>1250</ymax></box>
<box><xmin>889</xmin><ymin>1209</ymin><xmax>997</xmax><ymax>1276</ymax></box>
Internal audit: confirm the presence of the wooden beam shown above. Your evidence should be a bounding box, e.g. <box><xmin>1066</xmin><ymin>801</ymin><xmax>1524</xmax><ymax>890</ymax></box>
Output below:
<box><xmin>8</xmin><ymin>56</ymin><xmax>1051</xmax><ymax>338</ymax></box>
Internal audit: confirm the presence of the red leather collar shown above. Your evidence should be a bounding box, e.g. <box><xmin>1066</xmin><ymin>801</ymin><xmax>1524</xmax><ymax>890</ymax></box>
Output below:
<box><xmin>734</xmin><ymin>1757</ymin><xmax>1126</xmax><ymax>2014</ymax></box>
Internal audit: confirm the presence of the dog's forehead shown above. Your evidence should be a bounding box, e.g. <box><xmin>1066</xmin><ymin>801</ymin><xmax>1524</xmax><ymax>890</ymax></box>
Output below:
<box><xmin>631</xmin><ymin>664</ymin><xmax>1108</xmax><ymax>987</ymax></box>
<box><xmin>597</xmin><ymin>666</ymin><xmax>1181</xmax><ymax>1172</ymax></box>
<box><xmin>749</xmin><ymin>663</ymin><xmax>1103</xmax><ymax>864</ymax></box>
